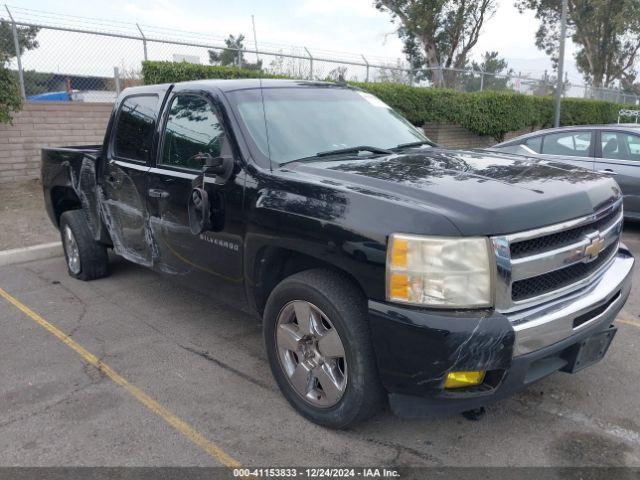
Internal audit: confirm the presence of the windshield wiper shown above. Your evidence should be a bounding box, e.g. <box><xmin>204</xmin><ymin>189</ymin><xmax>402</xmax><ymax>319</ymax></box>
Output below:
<box><xmin>281</xmin><ymin>145</ymin><xmax>394</xmax><ymax>166</ymax></box>
<box><xmin>315</xmin><ymin>145</ymin><xmax>393</xmax><ymax>157</ymax></box>
<box><xmin>392</xmin><ymin>140</ymin><xmax>435</xmax><ymax>151</ymax></box>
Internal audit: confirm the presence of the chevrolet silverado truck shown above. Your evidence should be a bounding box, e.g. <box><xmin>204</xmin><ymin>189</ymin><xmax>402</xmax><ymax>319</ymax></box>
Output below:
<box><xmin>41</xmin><ymin>79</ymin><xmax>634</xmax><ymax>428</ymax></box>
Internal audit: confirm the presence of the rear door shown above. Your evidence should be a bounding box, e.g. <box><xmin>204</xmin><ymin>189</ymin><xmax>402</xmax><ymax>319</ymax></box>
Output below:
<box><xmin>102</xmin><ymin>94</ymin><xmax>160</xmax><ymax>266</ymax></box>
<box><xmin>537</xmin><ymin>130</ymin><xmax>596</xmax><ymax>170</ymax></box>
<box><xmin>595</xmin><ymin>130</ymin><xmax>640</xmax><ymax>217</ymax></box>
<box><xmin>146</xmin><ymin>89</ymin><xmax>245</xmax><ymax>290</ymax></box>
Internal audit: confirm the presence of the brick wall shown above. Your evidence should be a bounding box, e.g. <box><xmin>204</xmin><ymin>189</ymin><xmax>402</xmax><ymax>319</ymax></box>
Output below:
<box><xmin>0</xmin><ymin>102</ymin><xmax>113</xmax><ymax>184</ymax></box>
<box><xmin>423</xmin><ymin>123</ymin><xmax>536</xmax><ymax>149</ymax></box>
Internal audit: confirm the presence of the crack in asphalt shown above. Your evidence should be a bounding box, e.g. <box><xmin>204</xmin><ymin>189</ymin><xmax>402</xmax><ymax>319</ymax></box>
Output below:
<box><xmin>357</xmin><ymin>436</ymin><xmax>443</xmax><ymax>466</ymax></box>
<box><xmin>177</xmin><ymin>344</ymin><xmax>277</xmax><ymax>392</ymax></box>
<box><xmin>0</xmin><ymin>380</ymin><xmax>94</xmax><ymax>430</ymax></box>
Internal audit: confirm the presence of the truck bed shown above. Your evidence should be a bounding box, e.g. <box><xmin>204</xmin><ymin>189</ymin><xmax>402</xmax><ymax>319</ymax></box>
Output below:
<box><xmin>41</xmin><ymin>145</ymin><xmax>105</xmax><ymax>241</ymax></box>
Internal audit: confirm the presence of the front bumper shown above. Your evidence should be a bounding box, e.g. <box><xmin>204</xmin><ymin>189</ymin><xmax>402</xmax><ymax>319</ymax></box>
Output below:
<box><xmin>368</xmin><ymin>247</ymin><xmax>634</xmax><ymax>418</ymax></box>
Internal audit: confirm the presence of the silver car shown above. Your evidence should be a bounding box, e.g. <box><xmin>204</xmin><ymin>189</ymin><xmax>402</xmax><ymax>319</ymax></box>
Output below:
<box><xmin>492</xmin><ymin>124</ymin><xmax>640</xmax><ymax>220</ymax></box>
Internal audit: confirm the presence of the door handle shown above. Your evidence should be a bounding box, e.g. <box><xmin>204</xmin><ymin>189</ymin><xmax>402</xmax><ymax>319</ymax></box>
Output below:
<box><xmin>598</xmin><ymin>169</ymin><xmax>618</xmax><ymax>176</ymax></box>
<box><xmin>148</xmin><ymin>188</ymin><xmax>170</xmax><ymax>199</ymax></box>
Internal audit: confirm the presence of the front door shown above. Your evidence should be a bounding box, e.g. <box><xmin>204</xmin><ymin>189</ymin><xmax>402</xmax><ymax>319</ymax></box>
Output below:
<box><xmin>595</xmin><ymin>130</ymin><xmax>640</xmax><ymax>218</ymax></box>
<box><xmin>146</xmin><ymin>91</ymin><xmax>245</xmax><ymax>294</ymax></box>
<box><xmin>101</xmin><ymin>94</ymin><xmax>160</xmax><ymax>266</ymax></box>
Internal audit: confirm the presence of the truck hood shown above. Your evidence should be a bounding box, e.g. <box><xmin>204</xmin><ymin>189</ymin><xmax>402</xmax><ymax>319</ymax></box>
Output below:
<box><xmin>285</xmin><ymin>148</ymin><xmax>621</xmax><ymax>236</ymax></box>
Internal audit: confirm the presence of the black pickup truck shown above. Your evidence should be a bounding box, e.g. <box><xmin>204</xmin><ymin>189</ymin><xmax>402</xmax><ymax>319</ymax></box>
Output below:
<box><xmin>42</xmin><ymin>79</ymin><xmax>634</xmax><ymax>428</ymax></box>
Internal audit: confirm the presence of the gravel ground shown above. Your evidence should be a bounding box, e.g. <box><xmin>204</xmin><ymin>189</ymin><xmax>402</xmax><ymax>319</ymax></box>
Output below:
<box><xmin>0</xmin><ymin>179</ymin><xmax>59</xmax><ymax>250</ymax></box>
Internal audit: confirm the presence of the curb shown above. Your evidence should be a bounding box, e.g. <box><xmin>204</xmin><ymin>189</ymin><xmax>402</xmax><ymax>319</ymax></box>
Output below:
<box><xmin>0</xmin><ymin>242</ymin><xmax>63</xmax><ymax>267</ymax></box>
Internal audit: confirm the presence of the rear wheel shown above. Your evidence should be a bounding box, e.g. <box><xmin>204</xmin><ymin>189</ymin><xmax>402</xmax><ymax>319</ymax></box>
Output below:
<box><xmin>60</xmin><ymin>210</ymin><xmax>109</xmax><ymax>281</ymax></box>
<box><xmin>264</xmin><ymin>269</ymin><xmax>385</xmax><ymax>428</ymax></box>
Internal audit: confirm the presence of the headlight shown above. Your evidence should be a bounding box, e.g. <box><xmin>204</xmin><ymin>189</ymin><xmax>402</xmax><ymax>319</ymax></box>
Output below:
<box><xmin>386</xmin><ymin>234</ymin><xmax>493</xmax><ymax>308</ymax></box>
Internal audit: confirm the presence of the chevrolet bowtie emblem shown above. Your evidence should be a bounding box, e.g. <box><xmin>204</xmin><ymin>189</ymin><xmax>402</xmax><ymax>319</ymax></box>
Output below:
<box><xmin>584</xmin><ymin>233</ymin><xmax>605</xmax><ymax>262</ymax></box>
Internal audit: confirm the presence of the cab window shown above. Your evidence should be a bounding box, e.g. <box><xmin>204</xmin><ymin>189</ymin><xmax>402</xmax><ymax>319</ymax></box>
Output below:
<box><xmin>113</xmin><ymin>95</ymin><xmax>159</xmax><ymax>162</ymax></box>
<box><xmin>160</xmin><ymin>94</ymin><xmax>225</xmax><ymax>171</ymax></box>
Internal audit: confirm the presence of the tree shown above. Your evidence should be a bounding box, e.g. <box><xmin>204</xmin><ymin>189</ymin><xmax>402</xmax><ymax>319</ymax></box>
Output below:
<box><xmin>208</xmin><ymin>34</ymin><xmax>262</xmax><ymax>71</ymax></box>
<box><xmin>0</xmin><ymin>21</ymin><xmax>39</xmax><ymax>62</ymax></box>
<box><xmin>375</xmin><ymin>0</ymin><xmax>496</xmax><ymax>86</ymax></box>
<box><xmin>0</xmin><ymin>21</ymin><xmax>39</xmax><ymax>122</ymax></box>
<box><xmin>460</xmin><ymin>51</ymin><xmax>513</xmax><ymax>91</ymax></box>
<box><xmin>375</xmin><ymin>60</ymin><xmax>414</xmax><ymax>84</ymax></box>
<box><xmin>621</xmin><ymin>73</ymin><xmax>640</xmax><ymax>96</ymax></box>
<box><xmin>516</xmin><ymin>0</ymin><xmax>640</xmax><ymax>88</ymax></box>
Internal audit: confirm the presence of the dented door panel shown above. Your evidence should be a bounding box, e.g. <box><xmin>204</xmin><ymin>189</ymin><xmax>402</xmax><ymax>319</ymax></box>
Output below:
<box><xmin>101</xmin><ymin>159</ymin><xmax>153</xmax><ymax>266</ymax></box>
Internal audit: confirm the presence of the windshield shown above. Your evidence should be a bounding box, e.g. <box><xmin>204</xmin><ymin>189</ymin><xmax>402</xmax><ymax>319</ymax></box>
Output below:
<box><xmin>227</xmin><ymin>87</ymin><xmax>429</xmax><ymax>165</ymax></box>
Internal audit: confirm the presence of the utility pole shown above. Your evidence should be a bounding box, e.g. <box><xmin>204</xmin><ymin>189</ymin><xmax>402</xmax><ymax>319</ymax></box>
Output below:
<box><xmin>251</xmin><ymin>15</ymin><xmax>260</xmax><ymax>65</ymax></box>
<box><xmin>554</xmin><ymin>0</ymin><xmax>568</xmax><ymax>128</ymax></box>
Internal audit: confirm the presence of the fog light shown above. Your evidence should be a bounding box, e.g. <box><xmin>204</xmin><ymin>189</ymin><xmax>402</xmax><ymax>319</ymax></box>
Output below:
<box><xmin>444</xmin><ymin>371</ymin><xmax>486</xmax><ymax>389</ymax></box>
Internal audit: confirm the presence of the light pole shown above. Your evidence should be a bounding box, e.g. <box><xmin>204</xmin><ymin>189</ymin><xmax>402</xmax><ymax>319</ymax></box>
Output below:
<box><xmin>251</xmin><ymin>15</ymin><xmax>260</xmax><ymax>65</ymax></box>
<box><xmin>554</xmin><ymin>0</ymin><xmax>568</xmax><ymax>127</ymax></box>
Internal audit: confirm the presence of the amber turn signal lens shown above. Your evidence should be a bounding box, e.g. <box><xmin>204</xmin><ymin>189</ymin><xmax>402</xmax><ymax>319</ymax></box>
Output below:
<box><xmin>444</xmin><ymin>371</ymin><xmax>486</xmax><ymax>389</ymax></box>
<box><xmin>389</xmin><ymin>273</ymin><xmax>409</xmax><ymax>300</ymax></box>
<box><xmin>390</xmin><ymin>238</ymin><xmax>409</xmax><ymax>268</ymax></box>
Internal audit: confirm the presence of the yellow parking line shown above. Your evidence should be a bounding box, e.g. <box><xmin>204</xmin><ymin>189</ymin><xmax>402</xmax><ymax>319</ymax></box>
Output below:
<box><xmin>0</xmin><ymin>286</ymin><xmax>242</xmax><ymax>469</ymax></box>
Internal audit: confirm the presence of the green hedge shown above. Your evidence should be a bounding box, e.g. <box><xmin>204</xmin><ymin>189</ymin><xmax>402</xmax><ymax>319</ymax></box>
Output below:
<box><xmin>356</xmin><ymin>83</ymin><xmax>627</xmax><ymax>141</ymax></box>
<box><xmin>141</xmin><ymin>61</ymin><xmax>630</xmax><ymax>141</ymax></box>
<box><xmin>142</xmin><ymin>61</ymin><xmax>286</xmax><ymax>84</ymax></box>
<box><xmin>0</xmin><ymin>65</ymin><xmax>21</xmax><ymax>124</ymax></box>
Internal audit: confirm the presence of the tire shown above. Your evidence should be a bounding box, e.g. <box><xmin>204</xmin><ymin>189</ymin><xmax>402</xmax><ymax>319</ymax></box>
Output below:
<box><xmin>264</xmin><ymin>269</ymin><xmax>386</xmax><ymax>428</ymax></box>
<box><xmin>59</xmin><ymin>210</ymin><xmax>109</xmax><ymax>281</ymax></box>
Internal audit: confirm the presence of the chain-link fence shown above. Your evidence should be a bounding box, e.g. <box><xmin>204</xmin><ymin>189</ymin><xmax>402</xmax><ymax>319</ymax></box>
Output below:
<box><xmin>2</xmin><ymin>5</ymin><xmax>640</xmax><ymax>105</ymax></box>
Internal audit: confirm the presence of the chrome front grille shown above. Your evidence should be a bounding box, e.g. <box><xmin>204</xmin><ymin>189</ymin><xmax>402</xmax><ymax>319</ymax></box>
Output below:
<box><xmin>492</xmin><ymin>199</ymin><xmax>623</xmax><ymax>313</ymax></box>
<box><xmin>510</xmin><ymin>205</ymin><xmax>621</xmax><ymax>258</ymax></box>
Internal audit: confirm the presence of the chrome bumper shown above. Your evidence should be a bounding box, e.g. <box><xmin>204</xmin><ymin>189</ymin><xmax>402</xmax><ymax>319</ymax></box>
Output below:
<box><xmin>507</xmin><ymin>246</ymin><xmax>634</xmax><ymax>356</ymax></box>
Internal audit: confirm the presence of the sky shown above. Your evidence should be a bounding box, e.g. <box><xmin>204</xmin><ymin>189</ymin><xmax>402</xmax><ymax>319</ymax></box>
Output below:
<box><xmin>7</xmin><ymin>0</ymin><xmax>582</xmax><ymax>82</ymax></box>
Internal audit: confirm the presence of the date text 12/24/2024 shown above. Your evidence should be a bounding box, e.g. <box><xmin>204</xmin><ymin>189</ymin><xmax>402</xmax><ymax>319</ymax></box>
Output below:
<box><xmin>233</xmin><ymin>468</ymin><xmax>400</xmax><ymax>478</ymax></box>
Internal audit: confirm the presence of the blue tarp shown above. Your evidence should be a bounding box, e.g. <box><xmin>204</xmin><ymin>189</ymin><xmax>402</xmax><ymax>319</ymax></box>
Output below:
<box><xmin>27</xmin><ymin>91</ymin><xmax>71</xmax><ymax>102</ymax></box>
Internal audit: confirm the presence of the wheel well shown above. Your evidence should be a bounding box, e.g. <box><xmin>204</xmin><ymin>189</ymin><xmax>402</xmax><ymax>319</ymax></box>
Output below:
<box><xmin>51</xmin><ymin>186</ymin><xmax>81</xmax><ymax>226</ymax></box>
<box><xmin>252</xmin><ymin>247</ymin><xmax>365</xmax><ymax>316</ymax></box>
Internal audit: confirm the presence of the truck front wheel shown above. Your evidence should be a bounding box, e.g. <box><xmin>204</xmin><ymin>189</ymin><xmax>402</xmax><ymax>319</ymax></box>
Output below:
<box><xmin>263</xmin><ymin>269</ymin><xmax>385</xmax><ymax>428</ymax></box>
<box><xmin>59</xmin><ymin>210</ymin><xmax>109</xmax><ymax>281</ymax></box>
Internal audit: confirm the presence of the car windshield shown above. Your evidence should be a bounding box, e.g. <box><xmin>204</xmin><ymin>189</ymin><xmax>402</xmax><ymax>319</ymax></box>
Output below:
<box><xmin>227</xmin><ymin>86</ymin><xmax>430</xmax><ymax>165</ymax></box>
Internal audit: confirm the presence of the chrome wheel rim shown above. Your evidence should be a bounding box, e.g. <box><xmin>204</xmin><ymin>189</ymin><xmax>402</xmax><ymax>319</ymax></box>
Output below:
<box><xmin>63</xmin><ymin>225</ymin><xmax>81</xmax><ymax>274</ymax></box>
<box><xmin>275</xmin><ymin>300</ymin><xmax>347</xmax><ymax>408</ymax></box>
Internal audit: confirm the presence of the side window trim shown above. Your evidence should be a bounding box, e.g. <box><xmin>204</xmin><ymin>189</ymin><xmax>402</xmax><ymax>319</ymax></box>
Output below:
<box><xmin>110</xmin><ymin>93</ymin><xmax>159</xmax><ymax>165</ymax></box>
<box><xmin>157</xmin><ymin>92</ymin><xmax>226</xmax><ymax>174</ymax></box>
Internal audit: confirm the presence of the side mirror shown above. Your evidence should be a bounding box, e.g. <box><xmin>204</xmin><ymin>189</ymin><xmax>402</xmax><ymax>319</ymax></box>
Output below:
<box><xmin>188</xmin><ymin>187</ymin><xmax>212</xmax><ymax>235</ymax></box>
<box><xmin>194</xmin><ymin>153</ymin><xmax>234</xmax><ymax>181</ymax></box>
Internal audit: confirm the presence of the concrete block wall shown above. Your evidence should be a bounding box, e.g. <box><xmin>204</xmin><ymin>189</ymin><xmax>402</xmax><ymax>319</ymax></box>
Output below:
<box><xmin>0</xmin><ymin>102</ymin><xmax>113</xmax><ymax>184</ymax></box>
<box><xmin>424</xmin><ymin>123</ymin><xmax>535</xmax><ymax>149</ymax></box>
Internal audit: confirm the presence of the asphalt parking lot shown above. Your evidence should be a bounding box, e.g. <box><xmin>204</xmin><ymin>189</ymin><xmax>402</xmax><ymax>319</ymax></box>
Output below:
<box><xmin>0</xmin><ymin>226</ymin><xmax>639</xmax><ymax>469</ymax></box>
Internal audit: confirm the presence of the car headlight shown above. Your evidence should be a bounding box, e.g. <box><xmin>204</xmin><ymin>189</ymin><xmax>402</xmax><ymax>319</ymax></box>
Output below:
<box><xmin>386</xmin><ymin>234</ymin><xmax>494</xmax><ymax>308</ymax></box>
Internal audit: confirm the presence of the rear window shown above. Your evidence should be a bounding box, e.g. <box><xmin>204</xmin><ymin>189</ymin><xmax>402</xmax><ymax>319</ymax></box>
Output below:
<box><xmin>113</xmin><ymin>95</ymin><xmax>159</xmax><ymax>162</ymax></box>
